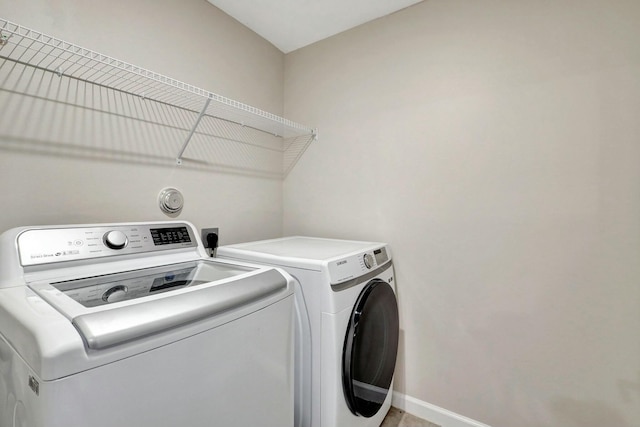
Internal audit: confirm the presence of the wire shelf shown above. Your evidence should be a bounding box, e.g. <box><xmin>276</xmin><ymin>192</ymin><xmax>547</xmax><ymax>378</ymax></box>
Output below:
<box><xmin>0</xmin><ymin>17</ymin><xmax>316</xmax><ymax>175</ymax></box>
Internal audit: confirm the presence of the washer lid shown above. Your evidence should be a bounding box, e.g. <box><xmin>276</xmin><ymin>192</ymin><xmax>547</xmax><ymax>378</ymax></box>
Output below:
<box><xmin>28</xmin><ymin>260</ymin><xmax>288</xmax><ymax>350</ymax></box>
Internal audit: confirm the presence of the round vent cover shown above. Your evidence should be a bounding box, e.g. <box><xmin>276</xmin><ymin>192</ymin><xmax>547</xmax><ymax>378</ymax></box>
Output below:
<box><xmin>158</xmin><ymin>188</ymin><xmax>184</xmax><ymax>216</ymax></box>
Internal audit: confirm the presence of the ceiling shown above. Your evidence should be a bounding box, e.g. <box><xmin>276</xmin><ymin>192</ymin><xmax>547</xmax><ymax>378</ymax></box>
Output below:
<box><xmin>207</xmin><ymin>0</ymin><xmax>424</xmax><ymax>53</ymax></box>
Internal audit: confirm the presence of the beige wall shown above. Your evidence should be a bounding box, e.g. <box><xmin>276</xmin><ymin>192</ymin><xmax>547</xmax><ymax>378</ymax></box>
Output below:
<box><xmin>0</xmin><ymin>0</ymin><xmax>285</xmax><ymax>242</ymax></box>
<box><xmin>284</xmin><ymin>1</ymin><xmax>640</xmax><ymax>426</ymax></box>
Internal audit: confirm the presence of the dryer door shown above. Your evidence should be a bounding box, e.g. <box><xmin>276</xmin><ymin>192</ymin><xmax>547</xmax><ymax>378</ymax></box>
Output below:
<box><xmin>342</xmin><ymin>279</ymin><xmax>399</xmax><ymax>417</ymax></box>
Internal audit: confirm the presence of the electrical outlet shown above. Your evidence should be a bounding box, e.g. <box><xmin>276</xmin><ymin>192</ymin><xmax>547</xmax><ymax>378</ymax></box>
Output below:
<box><xmin>201</xmin><ymin>228</ymin><xmax>219</xmax><ymax>248</ymax></box>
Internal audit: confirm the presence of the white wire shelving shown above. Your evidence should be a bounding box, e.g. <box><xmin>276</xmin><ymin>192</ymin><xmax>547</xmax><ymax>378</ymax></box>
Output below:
<box><xmin>0</xmin><ymin>17</ymin><xmax>316</xmax><ymax>176</ymax></box>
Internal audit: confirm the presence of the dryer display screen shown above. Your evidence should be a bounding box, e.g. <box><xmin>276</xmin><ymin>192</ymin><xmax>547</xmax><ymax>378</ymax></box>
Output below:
<box><xmin>150</xmin><ymin>227</ymin><xmax>192</xmax><ymax>245</ymax></box>
<box><xmin>374</xmin><ymin>248</ymin><xmax>388</xmax><ymax>265</ymax></box>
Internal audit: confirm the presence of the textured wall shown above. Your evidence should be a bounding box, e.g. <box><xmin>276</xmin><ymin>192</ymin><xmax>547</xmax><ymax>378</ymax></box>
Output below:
<box><xmin>0</xmin><ymin>0</ymin><xmax>285</xmax><ymax>243</ymax></box>
<box><xmin>283</xmin><ymin>1</ymin><xmax>640</xmax><ymax>426</ymax></box>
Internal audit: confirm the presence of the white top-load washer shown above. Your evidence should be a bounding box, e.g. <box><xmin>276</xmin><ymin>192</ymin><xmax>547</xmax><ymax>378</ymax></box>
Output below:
<box><xmin>217</xmin><ymin>236</ymin><xmax>399</xmax><ymax>427</ymax></box>
<box><xmin>0</xmin><ymin>221</ymin><xmax>295</xmax><ymax>427</ymax></box>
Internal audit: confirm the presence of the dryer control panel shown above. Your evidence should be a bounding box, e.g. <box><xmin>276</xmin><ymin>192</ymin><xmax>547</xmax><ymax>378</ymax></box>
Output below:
<box><xmin>17</xmin><ymin>223</ymin><xmax>197</xmax><ymax>266</ymax></box>
<box><xmin>328</xmin><ymin>246</ymin><xmax>390</xmax><ymax>285</ymax></box>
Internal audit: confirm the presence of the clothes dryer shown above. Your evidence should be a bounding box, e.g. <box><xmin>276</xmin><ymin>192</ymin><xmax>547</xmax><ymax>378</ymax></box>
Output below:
<box><xmin>218</xmin><ymin>236</ymin><xmax>399</xmax><ymax>427</ymax></box>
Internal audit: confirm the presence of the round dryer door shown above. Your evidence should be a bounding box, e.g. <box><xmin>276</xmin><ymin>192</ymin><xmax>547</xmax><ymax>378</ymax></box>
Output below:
<box><xmin>342</xmin><ymin>278</ymin><xmax>399</xmax><ymax>417</ymax></box>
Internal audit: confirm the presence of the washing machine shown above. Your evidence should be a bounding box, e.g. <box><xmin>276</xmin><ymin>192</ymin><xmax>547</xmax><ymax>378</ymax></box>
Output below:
<box><xmin>0</xmin><ymin>221</ymin><xmax>295</xmax><ymax>427</ymax></box>
<box><xmin>217</xmin><ymin>236</ymin><xmax>399</xmax><ymax>427</ymax></box>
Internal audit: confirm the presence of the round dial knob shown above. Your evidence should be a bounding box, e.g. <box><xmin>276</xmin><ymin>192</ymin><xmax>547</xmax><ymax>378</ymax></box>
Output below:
<box><xmin>104</xmin><ymin>230</ymin><xmax>128</xmax><ymax>249</ymax></box>
<box><xmin>102</xmin><ymin>285</ymin><xmax>128</xmax><ymax>303</ymax></box>
<box><xmin>363</xmin><ymin>253</ymin><xmax>374</xmax><ymax>269</ymax></box>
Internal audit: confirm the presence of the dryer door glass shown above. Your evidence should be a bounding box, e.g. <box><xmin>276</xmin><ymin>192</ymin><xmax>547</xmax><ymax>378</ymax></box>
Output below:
<box><xmin>342</xmin><ymin>279</ymin><xmax>399</xmax><ymax>417</ymax></box>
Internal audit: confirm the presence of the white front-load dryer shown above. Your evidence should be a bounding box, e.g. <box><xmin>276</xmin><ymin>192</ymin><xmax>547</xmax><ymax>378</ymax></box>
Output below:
<box><xmin>217</xmin><ymin>236</ymin><xmax>399</xmax><ymax>427</ymax></box>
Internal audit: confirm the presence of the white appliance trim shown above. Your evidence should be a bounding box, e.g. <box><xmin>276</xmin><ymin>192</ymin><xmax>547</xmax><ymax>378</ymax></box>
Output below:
<box><xmin>391</xmin><ymin>392</ymin><xmax>493</xmax><ymax>427</ymax></box>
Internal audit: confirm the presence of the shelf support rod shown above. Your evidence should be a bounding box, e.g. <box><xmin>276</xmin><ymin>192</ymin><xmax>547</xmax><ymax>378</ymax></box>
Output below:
<box><xmin>176</xmin><ymin>95</ymin><xmax>212</xmax><ymax>165</ymax></box>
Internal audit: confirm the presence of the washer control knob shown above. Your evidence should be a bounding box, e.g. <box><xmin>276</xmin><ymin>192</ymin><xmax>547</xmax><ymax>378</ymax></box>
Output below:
<box><xmin>102</xmin><ymin>285</ymin><xmax>128</xmax><ymax>303</ymax></box>
<box><xmin>363</xmin><ymin>253</ymin><xmax>374</xmax><ymax>269</ymax></box>
<box><xmin>104</xmin><ymin>230</ymin><xmax>128</xmax><ymax>249</ymax></box>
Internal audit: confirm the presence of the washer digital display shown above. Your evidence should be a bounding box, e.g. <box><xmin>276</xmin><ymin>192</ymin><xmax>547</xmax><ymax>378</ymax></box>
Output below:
<box><xmin>150</xmin><ymin>227</ymin><xmax>192</xmax><ymax>245</ymax></box>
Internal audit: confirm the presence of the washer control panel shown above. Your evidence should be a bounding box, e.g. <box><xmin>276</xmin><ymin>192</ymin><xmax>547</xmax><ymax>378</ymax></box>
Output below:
<box><xmin>17</xmin><ymin>222</ymin><xmax>197</xmax><ymax>266</ymax></box>
<box><xmin>328</xmin><ymin>246</ymin><xmax>390</xmax><ymax>285</ymax></box>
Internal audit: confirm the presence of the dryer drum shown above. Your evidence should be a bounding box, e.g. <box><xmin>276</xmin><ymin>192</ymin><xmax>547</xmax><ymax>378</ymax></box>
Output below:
<box><xmin>342</xmin><ymin>279</ymin><xmax>399</xmax><ymax>417</ymax></box>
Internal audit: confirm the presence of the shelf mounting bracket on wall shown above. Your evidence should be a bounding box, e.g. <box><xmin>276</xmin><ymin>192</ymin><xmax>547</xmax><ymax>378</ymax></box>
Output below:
<box><xmin>176</xmin><ymin>95</ymin><xmax>213</xmax><ymax>165</ymax></box>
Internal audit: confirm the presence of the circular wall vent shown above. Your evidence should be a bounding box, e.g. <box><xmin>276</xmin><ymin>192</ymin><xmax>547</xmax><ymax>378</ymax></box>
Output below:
<box><xmin>158</xmin><ymin>187</ymin><xmax>184</xmax><ymax>216</ymax></box>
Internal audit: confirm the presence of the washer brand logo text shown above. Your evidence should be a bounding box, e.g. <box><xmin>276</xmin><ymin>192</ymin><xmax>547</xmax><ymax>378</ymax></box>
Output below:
<box><xmin>337</xmin><ymin>260</ymin><xmax>347</xmax><ymax>266</ymax></box>
<box><xmin>31</xmin><ymin>253</ymin><xmax>55</xmax><ymax>259</ymax></box>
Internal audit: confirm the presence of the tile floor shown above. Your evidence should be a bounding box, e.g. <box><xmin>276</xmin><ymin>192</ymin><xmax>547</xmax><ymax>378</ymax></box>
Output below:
<box><xmin>381</xmin><ymin>407</ymin><xmax>440</xmax><ymax>427</ymax></box>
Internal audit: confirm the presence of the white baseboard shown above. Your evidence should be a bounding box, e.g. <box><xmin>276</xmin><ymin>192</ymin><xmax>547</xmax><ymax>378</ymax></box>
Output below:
<box><xmin>391</xmin><ymin>392</ymin><xmax>492</xmax><ymax>427</ymax></box>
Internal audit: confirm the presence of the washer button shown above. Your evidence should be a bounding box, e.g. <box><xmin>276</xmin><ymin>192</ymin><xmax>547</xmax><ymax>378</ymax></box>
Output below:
<box><xmin>104</xmin><ymin>231</ymin><xmax>128</xmax><ymax>249</ymax></box>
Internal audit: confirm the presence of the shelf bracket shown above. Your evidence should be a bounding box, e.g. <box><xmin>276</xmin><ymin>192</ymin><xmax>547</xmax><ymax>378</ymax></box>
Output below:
<box><xmin>176</xmin><ymin>95</ymin><xmax>212</xmax><ymax>165</ymax></box>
